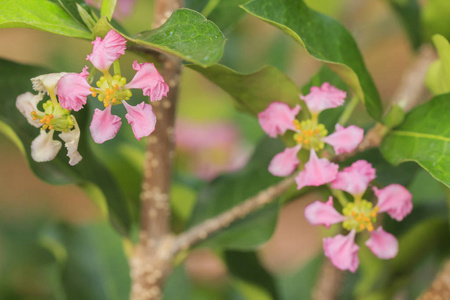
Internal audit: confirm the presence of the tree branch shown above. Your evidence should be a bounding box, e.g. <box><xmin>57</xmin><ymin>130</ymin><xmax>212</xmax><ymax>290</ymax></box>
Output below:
<box><xmin>129</xmin><ymin>1</ymin><xmax>183</xmax><ymax>300</ymax></box>
<box><xmin>418</xmin><ymin>259</ymin><xmax>450</xmax><ymax>300</ymax></box>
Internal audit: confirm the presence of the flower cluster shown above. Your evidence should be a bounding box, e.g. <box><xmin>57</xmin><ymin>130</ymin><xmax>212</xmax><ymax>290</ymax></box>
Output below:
<box><xmin>16</xmin><ymin>73</ymin><xmax>82</xmax><ymax>165</ymax></box>
<box><xmin>16</xmin><ymin>29</ymin><xmax>168</xmax><ymax>165</ymax></box>
<box><xmin>305</xmin><ymin>160</ymin><xmax>412</xmax><ymax>272</ymax></box>
<box><xmin>258</xmin><ymin>83</ymin><xmax>364</xmax><ymax>189</ymax></box>
<box><xmin>258</xmin><ymin>82</ymin><xmax>413</xmax><ymax>271</ymax></box>
<box><xmin>57</xmin><ymin>29</ymin><xmax>168</xmax><ymax>143</ymax></box>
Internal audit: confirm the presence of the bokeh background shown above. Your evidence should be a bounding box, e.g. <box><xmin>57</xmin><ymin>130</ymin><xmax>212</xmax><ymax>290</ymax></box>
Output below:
<box><xmin>0</xmin><ymin>0</ymin><xmax>447</xmax><ymax>299</ymax></box>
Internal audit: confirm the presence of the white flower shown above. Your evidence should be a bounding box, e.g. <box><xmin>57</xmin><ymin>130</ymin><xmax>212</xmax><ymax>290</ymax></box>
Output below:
<box><xmin>31</xmin><ymin>72</ymin><xmax>67</xmax><ymax>94</ymax></box>
<box><xmin>59</xmin><ymin>117</ymin><xmax>82</xmax><ymax>166</ymax></box>
<box><xmin>31</xmin><ymin>130</ymin><xmax>62</xmax><ymax>162</ymax></box>
<box><xmin>16</xmin><ymin>92</ymin><xmax>43</xmax><ymax>128</ymax></box>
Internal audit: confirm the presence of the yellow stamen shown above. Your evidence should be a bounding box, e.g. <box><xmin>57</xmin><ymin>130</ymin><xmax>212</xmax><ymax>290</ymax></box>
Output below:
<box><xmin>304</xmin><ymin>139</ymin><xmax>309</xmax><ymax>145</ymax></box>
<box><xmin>359</xmin><ymin>224</ymin><xmax>365</xmax><ymax>230</ymax></box>
<box><xmin>89</xmin><ymin>87</ymin><xmax>96</xmax><ymax>92</ymax></box>
<box><xmin>351</xmin><ymin>211</ymin><xmax>357</xmax><ymax>217</ymax></box>
<box><xmin>370</xmin><ymin>211</ymin><xmax>377</xmax><ymax>217</ymax></box>
<box><xmin>114</xmin><ymin>84</ymin><xmax>119</xmax><ymax>90</ymax></box>
<box><xmin>367</xmin><ymin>224</ymin><xmax>374</xmax><ymax>232</ymax></box>
<box><xmin>48</xmin><ymin>125</ymin><xmax>53</xmax><ymax>130</ymax></box>
<box><xmin>314</xmin><ymin>129</ymin><xmax>320</xmax><ymax>134</ymax></box>
<box><xmin>92</xmin><ymin>92</ymin><xmax>97</xmax><ymax>97</ymax></box>
<box><xmin>112</xmin><ymin>98</ymin><xmax>117</xmax><ymax>104</ymax></box>
<box><xmin>40</xmin><ymin>119</ymin><xmax>45</xmax><ymax>124</ymax></box>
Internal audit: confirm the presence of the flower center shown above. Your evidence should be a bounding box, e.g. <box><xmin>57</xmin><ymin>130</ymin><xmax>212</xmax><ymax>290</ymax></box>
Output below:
<box><xmin>91</xmin><ymin>74</ymin><xmax>132</xmax><ymax>108</ymax></box>
<box><xmin>342</xmin><ymin>200</ymin><xmax>379</xmax><ymax>232</ymax></box>
<box><xmin>292</xmin><ymin>119</ymin><xmax>328</xmax><ymax>151</ymax></box>
<box><xmin>31</xmin><ymin>100</ymin><xmax>73</xmax><ymax>131</ymax></box>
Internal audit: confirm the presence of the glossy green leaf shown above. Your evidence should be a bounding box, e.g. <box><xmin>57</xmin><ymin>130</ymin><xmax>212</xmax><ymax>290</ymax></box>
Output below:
<box><xmin>242</xmin><ymin>0</ymin><xmax>382</xmax><ymax>120</ymax></box>
<box><xmin>380</xmin><ymin>94</ymin><xmax>450</xmax><ymax>188</ymax></box>
<box><xmin>187</xmin><ymin>137</ymin><xmax>285</xmax><ymax>250</ymax></box>
<box><xmin>0</xmin><ymin>58</ymin><xmax>133</xmax><ymax>236</ymax></box>
<box><xmin>57</xmin><ymin>0</ymin><xmax>95</xmax><ymax>28</ymax></box>
<box><xmin>94</xmin><ymin>9</ymin><xmax>226</xmax><ymax>67</ymax></box>
<box><xmin>0</xmin><ymin>0</ymin><xmax>91</xmax><ymax>39</ymax></box>
<box><xmin>387</xmin><ymin>0</ymin><xmax>422</xmax><ymax>49</ymax></box>
<box><xmin>426</xmin><ymin>34</ymin><xmax>450</xmax><ymax>95</ymax></box>
<box><xmin>188</xmin><ymin>64</ymin><xmax>307</xmax><ymax>117</ymax></box>
<box><xmin>41</xmin><ymin>222</ymin><xmax>130</xmax><ymax>300</ymax></box>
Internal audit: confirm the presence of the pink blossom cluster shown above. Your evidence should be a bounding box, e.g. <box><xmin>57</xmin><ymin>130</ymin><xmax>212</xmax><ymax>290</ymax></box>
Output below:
<box><xmin>257</xmin><ymin>82</ymin><xmax>413</xmax><ymax>272</ymax></box>
<box><xmin>258</xmin><ymin>83</ymin><xmax>364</xmax><ymax>190</ymax></box>
<box><xmin>57</xmin><ymin>29</ymin><xmax>169</xmax><ymax>143</ymax></box>
<box><xmin>305</xmin><ymin>160</ymin><xmax>412</xmax><ymax>272</ymax></box>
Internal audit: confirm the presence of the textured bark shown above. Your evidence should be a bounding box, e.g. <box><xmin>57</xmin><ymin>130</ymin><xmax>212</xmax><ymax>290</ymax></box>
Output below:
<box><xmin>312</xmin><ymin>260</ymin><xmax>345</xmax><ymax>300</ymax></box>
<box><xmin>129</xmin><ymin>0</ymin><xmax>183</xmax><ymax>299</ymax></box>
<box><xmin>418</xmin><ymin>260</ymin><xmax>450</xmax><ymax>300</ymax></box>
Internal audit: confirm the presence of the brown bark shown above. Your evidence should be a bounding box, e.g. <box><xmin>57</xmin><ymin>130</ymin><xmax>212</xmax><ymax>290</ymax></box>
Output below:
<box><xmin>418</xmin><ymin>260</ymin><xmax>450</xmax><ymax>300</ymax></box>
<box><xmin>129</xmin><ymin>1</ymin><xmax>183</xmax><ymax>299</ymax></box>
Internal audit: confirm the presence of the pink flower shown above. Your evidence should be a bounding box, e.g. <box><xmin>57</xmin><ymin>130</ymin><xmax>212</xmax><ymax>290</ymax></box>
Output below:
<box><xmin>125</xmin><ymin>61</ymin><xmax>169</xmax><ymax>102</ymax></box>
<box><xmin>365</xmin><ymin>227</ymin><xmax>398</xmax><ymax>259</ymax></box>
<box><xmin>374</xmin><ymin>184</ymin><xmax>413</xmax><ymax>221</ymax></box>
<box><xmin>268</xmin><ymin>145</ymin><xmax>301</xmax><ymax>177</ymax></box>
<box><xmin>323</xmin><ymin>230</ymin><xmax>359</xmax><ymax>272</ymax></box>
<box><xmin>322</xmin><ymin>124</ymin><xmax>364</xmax><ymax>155</ymax></box>
<box><xmin>257</xmin><ymin>102</ymin><xmax>301</xmax><ymax>138</ymax></box>
<box><xmin>89</xmin><ymin>106</ymin><xmax>122</xmax><ymax>143</ymax></box>
<box><xmin>304</xmin><ymin>196</ymin><xmax>346</xmax><ymax>228</ymax></box>
<box><xmin>300</xmin><ymin>83</ymin><xmax>346</xmax><ymax>114</ymax></box>
<box><xmin>86</xmin><ymin>29</ymin><xmax>127</xmax><ymax>71</ymax></box>
<box><xmin>295</xmin><ymin>149</ymin><xmax>338</xmax><ymax>190</ymax></box>
<box><xmin>123</xmin><ymin>101</ymin><xmax>157</xmax><ymax>141</ymax></box>
<box><xmin>57</xmin><ymin>66</ymin><xmax>91</xmax><ymax>111</ymax></box>
<box><xmin>331</xmin><ymin>160</ymin><xmax>376</xmax><ymax>196</ymax></box>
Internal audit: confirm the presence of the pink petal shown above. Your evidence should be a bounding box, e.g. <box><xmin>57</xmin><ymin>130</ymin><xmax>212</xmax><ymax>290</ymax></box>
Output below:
<box><xmin>304</xmin><ymin>196</ymin><xmax>346</xmax><ymax>228</ymax></box>
<box><xmin>86</xmin><ymin>29</ymin><xmax>127</xmax><ymax>71</ymax></box>
<box><xmin>322</xmin><ymin>124</ymin><xmax>364</xmax><ymax>155</ymax></box>
<box><xmin>295</xmin><ymin>149</ymin><xmax>338</xmax><ymax>190</ymax></box>
<box><xmin>300</xmin><ymin>82</ymin><xmax>346</xmax><ymax>114</ymax></box>
<box><xmin>57</xmin><ymin>67</ymin><xmax>91</xmax><ymax>111</ymax></box>
<box><xmin>257</xmin><ymin>102</ymin><xmax>301</xmax><ymax>138</ymax></box>
<box><xmin>331</xmin><ymin>160</ymin><xmax>376</xmax><ymax>196</ymax></box>
<box><xmin>374</xmin><ymin>184</ymin><xmax>413</xmax><ymax>221</ymax></box>
<box><xmin>268</xmin><ymin>145</ymin><xmax>301</xmax><ymax>177</ymax></box>
<box><xmin>365</xmin><ymin>227</ymin><xmax>398</xmax><ymax>259</ymax></box>
<box><xmin>323</xmin><ymin>230</ymin><xmax>359</xmax><ymax>272</ymax></box>
<box><xmin>89</xmin><ymin>106</ymin><xmax>122</xmax><ymax>143</ymax></box>
<box><xmin>123</xmin><ymin>101</ymin><xmax>156</xmax><ymax>141</ymax></box>
<box><xmin>125</xmin><ymin>61</ymin><xmax>169</xmax><ymax>102</ymax></box>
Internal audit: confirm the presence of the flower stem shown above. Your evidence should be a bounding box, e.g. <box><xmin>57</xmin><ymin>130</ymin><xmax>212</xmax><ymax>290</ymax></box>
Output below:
<box><xmin>338</xmin><ymin>95</ymin><xmax>359</xmax><ymax>126</ymax></box>
<box><xmin>48</xmin><ymin>88</ymin><xmax>58</xmax><ymax>107</ymax></box>
<box><xmin>330</xmin><ymin>187</ymin><xmax>349</xmax><ymax>207</ymax></box>
<box><xmin>113</xmin><ymin>60</ymin><xmax>121</xmax><ymax>76</ymax></box>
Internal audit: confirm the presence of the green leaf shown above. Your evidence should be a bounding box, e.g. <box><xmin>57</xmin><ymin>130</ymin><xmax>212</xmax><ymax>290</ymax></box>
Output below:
<box><xmin>225</xmin><ymin>251</ymin><xmax>279</xmax><ymax>300</ymax></box>
<box><xmin>0</xmin><ymin>58</ymin><xmax>133</xmax><ymax>236</ymax></box>
<box><xmin>57</xmin><ymin>0</ymin><xmax>95</xmax><ymax>28</ymax></box>
<box><xmin>187</xmin><ymin>137</ymin><xmax>285</xmax><ymax>250</ymax></box>
<box><xmin>422</xmin><ymin>0</ymin><xmax>450</xmax><ymax>41</ymax></box>
<box><xmin>242</xmin><ymin>0</ymin><xmax>383</xmax><ymax>121</ymax></box>
<box><xmin>277</xmin><ymin>255</ymin><xmax>323</xmax><ymax>300</ymax></box>
<box><xmin>0</xmin><ymin>0</ymin><xmax>91</xmax><ymax>39</ymax></box>
<box><xmin>386</xmin><ymin>0</ymin><xmax>422</xmax><ymax>49</ymax></box>
<box><xmin>101</xmin><ymin>0</ymin><xmax>117</xmax><ymax>21</ymax></box>
<box><xmin>187</xmin><ymin>64</ymin><xmax>307</xmax><ymax>117</ymax></box>
<box><xmin>41</xmin><ymin>222</ymin><xmax>130</xmax><ymax>300</ymax></box>
<box><xmin>380</xmin><ymin>94</ymin><xmax>450</xmax><ymax>188</ymax></box>
<box><xmin>426</xmin><ymin>34</ymin><xmax>450</xmax><ymax>94</ymax></box>
<box><xmin>94</xmin><ymin>9</ymin><xmax>226</xmax><ymax>67</ymax></box>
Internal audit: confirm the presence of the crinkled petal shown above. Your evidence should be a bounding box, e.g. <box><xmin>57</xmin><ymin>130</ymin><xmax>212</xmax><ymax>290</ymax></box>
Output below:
<box><xmin>305</xmin><ymin>196</ymin><xmax>346</xmax><ymax>228</ymax></box>
<box><xmin>257</xmin><ymin>102</ymin><xmax>301</xmax><ymax>138</ymax></box>
<box><xmin>57</xmin><ymin>67</ymin><xmax>91</xmax><ymax>111</ymax></box>
<box><xmin>374</xmin><ymin>184</ymin><xmax>413</xmax><ymax>221</ymax></box>
<box><xmin>123</xmin><ymin>101</ymin><xmax>156</xmax><ymax>141</ymax></box>
<box><xmin>331</xmin><ymin>160</ymin><xmax>376</xmax><ymax>196</ymax></box>
<box><xmin>124</xmin><ymin>61</ymin><xmax>169</xmax><ymax>102</ymax></box>
<box><xmin>268</xmin><ymin>145</ymin><xmax>301</xmax><ymax>177</ymax></box>
<box><xmin>323</xmin><ymin>230</ymin><xmax>359</xmax><ymax>272</ymax></box>
<box><xmin>322</xmin><ymin>124</ymin><xmax>364</xmax><ymax>155</ymax></box>
<box><xmin>300</xmin><ymin>82</ymin><xmax>346</xmax><ymax>114</ymax></box>
<box><xmin>31</xmin><ymin>72</ymin><xmax>67</xmax><ymax>94</ymax></box>
<box><xmin>86</xmin><ymin>29</ymin><xmax>127</xmax><ymax>71</ymax></box>
<box><xmin>365</xmin><ymin>227</ymin><xmax>398</xmax><ymax>259</ymax></box>
<box><xmin>16</xmin><ymin>92</ymin><xmax>43</xmax><ymax>128</ymax></box>
<box><xmin>31</xmin><ymin>130</ymin><xmax>62</xmax><ymax>162</ymax></box>
<box><xmin>90</xmin><ymin>106</ymin><xmax>122</xmax><ymax>144</ymax></box>
<box><xmin>295</xmin><ymin>149</ymin><xmax>338</xmax><ymax>190</ymax></box>
<box><xmin>59</xmin><ymin>117</ymin><xmax>82</xmax><ymax>165</ymax></box>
